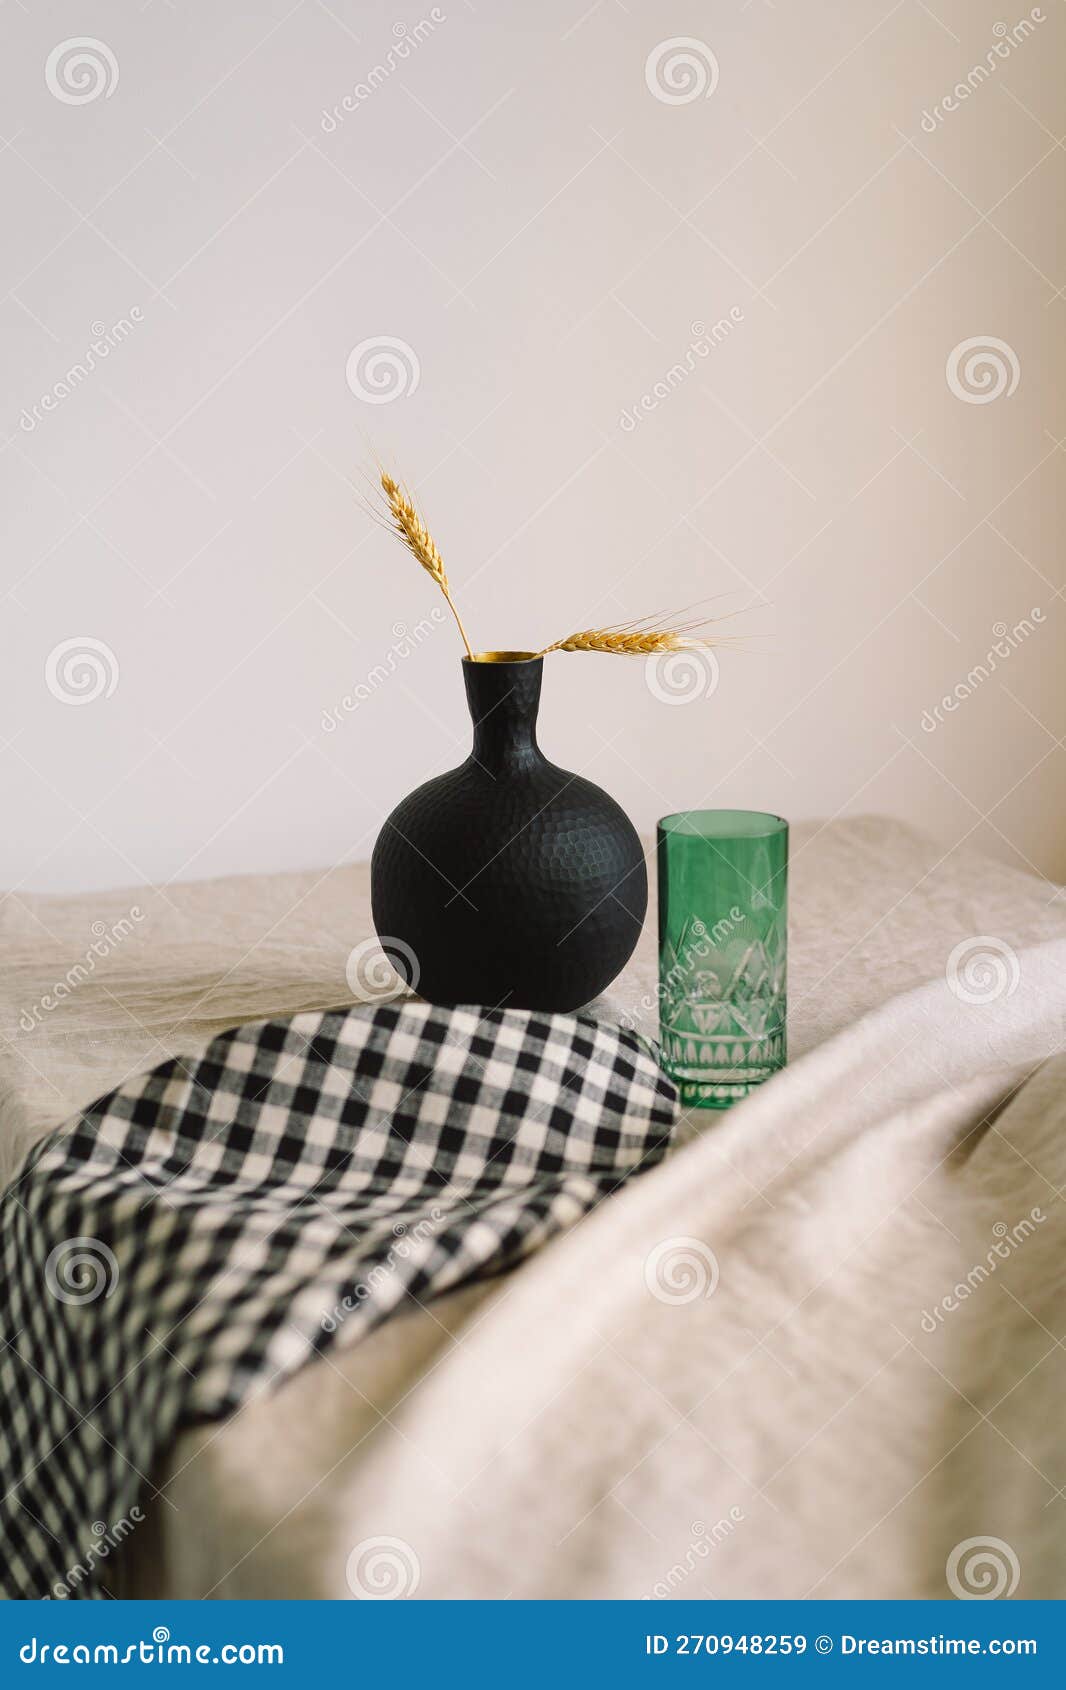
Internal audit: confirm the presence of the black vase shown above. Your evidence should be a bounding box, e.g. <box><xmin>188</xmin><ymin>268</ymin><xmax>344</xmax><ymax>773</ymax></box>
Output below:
<box><xmin>371</xmin><ymin>654</ymin><xmax>647</xmax><ymax>1012</ymax></box>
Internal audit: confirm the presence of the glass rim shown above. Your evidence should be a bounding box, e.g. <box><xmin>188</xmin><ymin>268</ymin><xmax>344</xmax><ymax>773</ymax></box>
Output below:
<box><xmin>657</xmin><ymin>808</ymin><xmax>788</xmax><ymax>841</ymax></box>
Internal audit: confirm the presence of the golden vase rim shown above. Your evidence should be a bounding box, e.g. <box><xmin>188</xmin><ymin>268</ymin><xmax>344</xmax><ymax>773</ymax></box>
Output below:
<box><xmin>465</xmin><ymin>650</ymin><xmax>541</xmax><ymax>664</ymax></box>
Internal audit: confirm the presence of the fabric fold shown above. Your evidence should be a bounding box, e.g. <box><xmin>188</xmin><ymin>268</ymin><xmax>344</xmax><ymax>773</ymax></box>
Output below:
<box><xmin>0</xmin><ymin>1001</ymin><xmax>676</xmax><ymax>1599</ymax></box>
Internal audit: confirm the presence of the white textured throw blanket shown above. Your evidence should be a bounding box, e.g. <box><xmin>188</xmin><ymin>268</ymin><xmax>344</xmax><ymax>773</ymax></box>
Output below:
<box><xmin>2</xmin><ymin>819</ymin><xmax>1065</xmax><ymax>1599</ymax></box>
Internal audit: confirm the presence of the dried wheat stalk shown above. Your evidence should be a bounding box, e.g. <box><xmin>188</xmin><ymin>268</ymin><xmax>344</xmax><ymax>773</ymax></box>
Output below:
<box><xmin>373</xmin><ymin>468</ymin><xmax>741</xmax><ymax>666</ymax></box>
<box><xmin>538</xmin><ymin>614</ymin><xmax>725</xmax><ymax>657</ymax></box>
<box><xmin>379</xmin><ymin>472</ymin><xmax>474</xmax><ymax>659</ymax></box>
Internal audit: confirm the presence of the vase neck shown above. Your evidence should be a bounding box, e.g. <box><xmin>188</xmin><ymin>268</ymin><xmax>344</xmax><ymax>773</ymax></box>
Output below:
<box><xmin>463</xmin><ymin>657</ymin><xmax>543</xmax><ymax>773</ymax></box>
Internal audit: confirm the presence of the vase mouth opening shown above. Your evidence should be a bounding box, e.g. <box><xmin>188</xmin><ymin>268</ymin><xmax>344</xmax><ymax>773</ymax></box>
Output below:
<box><xmin>465</xmin><ymin>650</ymin><xmax>541</xmax><ymax>664</ymax></box>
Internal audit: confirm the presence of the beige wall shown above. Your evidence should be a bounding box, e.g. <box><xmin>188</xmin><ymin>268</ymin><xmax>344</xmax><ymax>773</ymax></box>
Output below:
<box><xmin>3</xmin><ymin>0</ymin><xmax>1064</xmax><ymax>893</ymax></box>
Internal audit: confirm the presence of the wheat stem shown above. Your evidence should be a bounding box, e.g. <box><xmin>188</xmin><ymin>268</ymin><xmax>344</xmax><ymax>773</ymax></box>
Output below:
<box><xmin>379</xmin><ymin>473</ymin><xmax>474</xmax><ymax>659</ymax></box>
<box><xmin>441</xmin><ymin>588</ymin><xmax>474</xmax><ymax>661</ymax></box>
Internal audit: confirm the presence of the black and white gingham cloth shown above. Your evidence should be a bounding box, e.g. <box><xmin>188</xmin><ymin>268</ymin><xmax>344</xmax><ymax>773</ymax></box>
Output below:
<box><xmin>0</xmin><ymin>999</ymin><xmax>678</xmax><ymax>1599</ymax></box>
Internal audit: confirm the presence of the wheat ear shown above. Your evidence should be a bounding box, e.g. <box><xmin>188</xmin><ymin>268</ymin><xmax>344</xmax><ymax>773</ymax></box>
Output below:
<box><xmin>379</xmin><ymin>473</ymin><xmax>474</xmax><ymax>659</ymax></box>
<box><xmin>539</xmin><ymin>626</ymin><xmax>711</xmax><ymax>657</ymax></box>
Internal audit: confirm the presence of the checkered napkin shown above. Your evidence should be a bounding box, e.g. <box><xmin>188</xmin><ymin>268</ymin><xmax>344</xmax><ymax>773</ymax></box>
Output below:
<box><xmin>0</xmin><ymin>999</ymin><xmax>678</xmax><ymax>1599</ymax></box>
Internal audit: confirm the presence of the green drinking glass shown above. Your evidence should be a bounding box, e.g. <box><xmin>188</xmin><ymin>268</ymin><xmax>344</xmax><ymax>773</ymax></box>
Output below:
<box><xmin>657</xmin><ymin>810</ymin><xmax>788</xmax><ymax>1108</ymax></box>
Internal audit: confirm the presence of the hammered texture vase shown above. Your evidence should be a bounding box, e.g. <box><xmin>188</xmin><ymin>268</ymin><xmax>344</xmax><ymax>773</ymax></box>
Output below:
<box><xmin>371</xmin><ymin>655</ymin><xmax>647</xmax><ymax>1011</ymax></box>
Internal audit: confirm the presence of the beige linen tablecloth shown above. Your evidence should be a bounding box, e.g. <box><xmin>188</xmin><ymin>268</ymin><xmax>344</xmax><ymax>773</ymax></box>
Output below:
<box><xmin>2</xmin><ymin>818</ymin><xmax>1065</xmax><ymax>1599</ymax></box>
